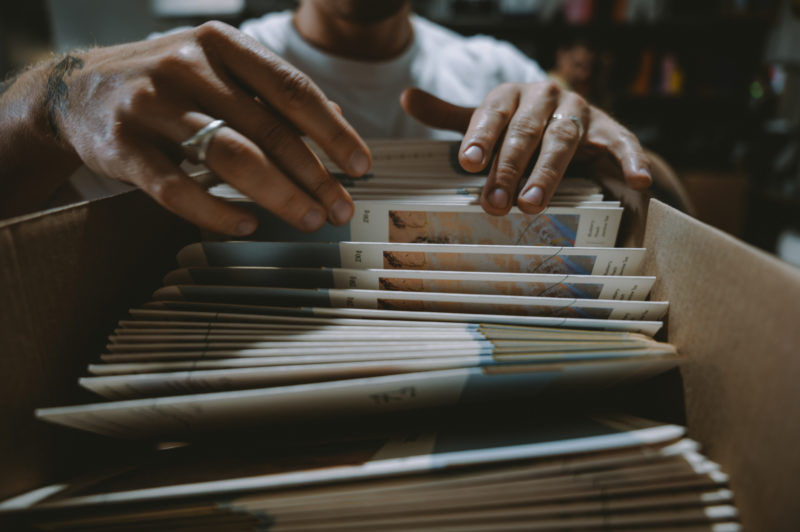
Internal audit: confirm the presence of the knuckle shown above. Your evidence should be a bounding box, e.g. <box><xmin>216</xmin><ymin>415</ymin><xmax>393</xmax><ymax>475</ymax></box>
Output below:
<box><xmin>507</xmin><ymin>120</ymin><xmax>542</xmax><ymax>144</ymax></box>
<box><xmin>492</xmin><ymin>82</ymin><xmax>518</xmax><ymax>95</ymax></box>
<box><xmin>307</xmin><ymin>174</ymin><xmax>337</xmax><ymax>199</ymax></box>
<box><xmin>274</xmin><ymin>65</ymin><xmax>313</xmax><ymax>110</ymax></box>
<box><xmin>541</xmin><ymin>81</ymin><xmax>561</xmax><ymax>99</ymax></box>
<box><xmin>275</xmin><ymin>188</ymin><xmax>305</xmax><ymax>219</ymax></box>
<box><xmin>566</xmin><ymin>92</ymin><xmax>588</xmax><ymax>110</ymax></box>
<box><xmin>610</xmin><ymin>129</ymin><xmax>638</xmax><ymax>154</ymax></box>
<box><xmin>126</xmin><ymin>84</ymin><xmax>158</xmax><ymax>114</ymax></box>
<box><xmin>255</xmin><ymin>119</ymin><xmax>290</xmax><ymax>150</ymax></box>
<box><xmin>466</xmin><ymin>129</ymin><xmax>495</xmax><ymax>147</ymax></box>
<box><xmin>108</xmin><ymin>117</ymin><xmax>130</xmax><ymax>142</ymax></box>
<box><xmin>622</xmin><ymin>130</ymin><xmax>641</xmax><ymax>147</ymax></box>
<box><xmin>111</xmin><ymin>101</ymin><xmax>133</xmax><ymax>128</ymax></box>
<box><xmin>484</xmin><ymin>106</ymin><xmax>512</xmax><ymax>127</ymax></box>
<box><xmin>112</xmin><ymin>99</ymin><xmax>151</xmax><ymax>135</ymax></box>
<box><xmin>324</xmin><ymin>120</ymin><xmax>350</xmax><ymax>146</ymax></box>
<box><xmin>218</xmin><ymin>138</ymin><xmax>253</xmax><ymax>164</ymax></box>
<box><xmin>493</xmin><ymin>159</ymin><xmax>524</xmax><ymax>186</ymax></box>
<box><xmin>534</xmin><ymin>163</ymin><xmax>562</xmax><ymax>187</ymax></box>
<box><xmin>194</xmin><ymin>20</ymin><xmax>234</xmax><ymax>43</ymax></box>
<box><xmin>547</xmin><ymin>120</ymin><xmax>580</xmax><ymax>143</ymax></box>
<box><xmin>149</xmin><ymin>175</ymin><xmax>185</xmax><ymax>208</ymax></box>
<box><xmin>153</xmin><ymin>47</ymin><xmax>202</xmax><ymax>78</ymax></box>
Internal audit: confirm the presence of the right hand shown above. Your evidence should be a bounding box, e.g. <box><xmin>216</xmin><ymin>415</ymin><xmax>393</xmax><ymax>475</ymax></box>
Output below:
<box><xmin>401</xmin><ymin>85</ymin><xmax>652</xmax><ymax>216</ymax></box>
<box><xmin>50</xmin><ymin>21</ymin><xmax>371</xmax><ymax>235</ymax></box>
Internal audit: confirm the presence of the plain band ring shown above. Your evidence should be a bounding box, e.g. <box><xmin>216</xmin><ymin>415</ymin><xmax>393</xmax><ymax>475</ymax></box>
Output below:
<box><xmin>550</xmin><ymin>113</ymin><xmax>585</xmax><ymax>139</ymax></box>
<box><xmin>181</xmin><ymin>119</ymin><xmax>226</xmax><ymax>163</ymax></box>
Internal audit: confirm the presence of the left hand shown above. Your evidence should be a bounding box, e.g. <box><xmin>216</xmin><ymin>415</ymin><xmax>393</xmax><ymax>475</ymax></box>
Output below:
<box><xmin>400</xmin><ymin>83</ymin><xmax>653</xmax><ymax>215</ymax></box>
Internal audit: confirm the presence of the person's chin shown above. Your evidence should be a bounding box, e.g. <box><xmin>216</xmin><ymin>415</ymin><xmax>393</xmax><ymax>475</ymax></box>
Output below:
<box><xmin>328</xmin><ymin>0</ymin><xmax>409</xmax><ymax>24</ymax></box>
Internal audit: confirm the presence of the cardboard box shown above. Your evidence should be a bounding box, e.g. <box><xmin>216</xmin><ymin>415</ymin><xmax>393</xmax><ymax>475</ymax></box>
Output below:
<box><xmin>1</xmin><ymin>189</ymin><xmax>799</xmax><ymax>530</ymax></box>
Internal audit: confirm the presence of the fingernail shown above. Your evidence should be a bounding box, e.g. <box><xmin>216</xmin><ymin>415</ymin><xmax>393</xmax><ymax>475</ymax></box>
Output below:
<box><xmin>330</xmin><ymin>199</ymin><xmax>354</xmax><ymax>225</ymax></box>
<box><xmin>521</xmin><ymin>186</ymin><xmax>545</xmax><ymax>206</ymax></box>
<box><xmin>464</xmin><ymin>145</ymin><xmax>484</xmax><ymax>165</ymax></box>
<box><xmin>348</xmin><ymin>150</ymin><xmax>370</xmax><ymax>176</ymax></box>
<box><xmin>488</xmin><ymin>187</ymin><xmax>509</xmax><ymax>210</ymax></box>
<box><xmin>235</xmin><ymin>219</ymin><xmax>257</xmax><ymax>236</ymax></box>
<box><xmin>302</xmin><ymin>208</ymin><xmax>326</xmax><ymax>231</ymax></box>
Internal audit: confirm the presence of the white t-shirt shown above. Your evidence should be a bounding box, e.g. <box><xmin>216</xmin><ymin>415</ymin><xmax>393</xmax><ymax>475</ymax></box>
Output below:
<box><xmin>240</xmin><ymin>11</ymin><xmax>547</xmax><ymax>139</ymax></box>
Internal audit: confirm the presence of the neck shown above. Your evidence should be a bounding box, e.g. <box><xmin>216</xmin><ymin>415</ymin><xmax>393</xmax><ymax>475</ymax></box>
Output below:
<box><xmin>293</xmin><ymin>3</ymin><xmax>413</xmax><ymax>61</ymax></box>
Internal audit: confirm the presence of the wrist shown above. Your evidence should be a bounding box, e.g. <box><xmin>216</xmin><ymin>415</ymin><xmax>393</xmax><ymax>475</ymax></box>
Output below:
<box><xmin>40</xmin><ymin>53</ymin><xmax>87</xmax><ymax>150</ymax></box>
<box><xmin>0</xmin><ymin>56</ymin><xmax>84</xmax><ymax>216</ymax></box>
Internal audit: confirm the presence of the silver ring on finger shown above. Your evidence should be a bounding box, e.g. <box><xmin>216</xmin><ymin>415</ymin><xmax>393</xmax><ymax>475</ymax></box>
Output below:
<box><xmin>181</xmin><ymin>119</ymin><xmax>226</xmax><ymax>163</ymax></box>
<box><xmin>549</xmin><ymin>113</ymin><xmax>584</xmax><ymax>139</ymax></box>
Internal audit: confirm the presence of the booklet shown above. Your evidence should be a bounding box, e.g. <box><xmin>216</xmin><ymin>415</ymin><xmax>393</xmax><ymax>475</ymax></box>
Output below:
<box><xmin>139</xmin><ymin>300</ymin><xmax>664</xmax><ymax>335</ymax></box>
<box><xmin>105</xmin><ymin>329</ymin><xmax>659</xmax><ymax>353</ymax></box>
<box><xmin>35</xmin><ymin>357</ymin><xmax>682</xmax><ymax>439</ymax></box>
<box><xmin>120</xmin><ymin>309</ymin><xmax>658</xmax><ymax>336</ymax></box>
<box><xmin>211</xmin><ymin>183</ymin><xmax>612</xmax><ymax>206</ymax></box>
<box><xmin>237</xmin><ymin>201</ymin><xmax>623</xmax><ymax>246</ymax></box>
<box><xmin>229</xmin><ymin>139</ymin><xmax>609</xmax><ymax>188</ymax></box>
<box><xmin>163</xmin><ymin>267</ymin><xmax>656</xmax><ymax>301</ymax></box>
<box><xmin>355</xmin><ymin>202</ymin><xmax>622</xmax><ymax>247</ymax></box>
<box><xmin>152</xmin><ymin>285</ymin><xmax>668</xmax><ymax>321</ymax></box>
<box><xmin>177</xmin><ymin>241</ymin><xmax>646</xmax><ymax>276</ymax></box>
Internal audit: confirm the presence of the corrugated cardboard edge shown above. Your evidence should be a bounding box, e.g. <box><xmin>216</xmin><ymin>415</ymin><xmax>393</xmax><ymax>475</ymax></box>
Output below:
<box><xmin>642</xmin><ymin>199</ymin><xmax>800</xmax><ymax>531</ymax></box>
<box><xmin>595</xmin><ymin>174</ymin><xmax>650</xmax><ymax>248</ymax></box>
<box><xmin>0</xmin><ymin>190</ymin><xmax>196</xmax><ymax>500</ymax></box>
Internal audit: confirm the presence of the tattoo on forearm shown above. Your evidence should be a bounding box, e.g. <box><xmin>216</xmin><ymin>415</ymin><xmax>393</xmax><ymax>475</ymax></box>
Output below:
<box><xmin>44</xmin><ymin>55</ymin><xmax>85</xmax><ymax>139</ymax></box>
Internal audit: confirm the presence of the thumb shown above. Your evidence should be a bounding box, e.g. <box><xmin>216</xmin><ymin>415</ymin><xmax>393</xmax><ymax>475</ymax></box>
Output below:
<box><xmin>400</xmin><ymin>88</ymin><xmax>474</xmax><ymax>133</ymax></box>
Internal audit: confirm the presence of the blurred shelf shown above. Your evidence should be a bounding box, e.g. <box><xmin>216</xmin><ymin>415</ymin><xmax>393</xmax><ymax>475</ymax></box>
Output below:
<box><xmin>426</xmin><ymin>15</ymin><xmax>774</xmax><ymax>42</ymax></box>
<box><xmin>616</xmin><ymin>94</ymin><xmax>750</xmax><ymax>107</ymax></box>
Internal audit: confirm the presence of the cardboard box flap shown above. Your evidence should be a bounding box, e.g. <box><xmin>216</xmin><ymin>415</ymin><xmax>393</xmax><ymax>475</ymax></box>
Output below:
<box><xmin>642</xmin><ymin>199</ymin><xmax>800</xmax><ymax>531</ymax></box>
<box><xmin>0</xmin><ymin>190</ymin><xmax>195</xmax><ymax>500</ymax></box>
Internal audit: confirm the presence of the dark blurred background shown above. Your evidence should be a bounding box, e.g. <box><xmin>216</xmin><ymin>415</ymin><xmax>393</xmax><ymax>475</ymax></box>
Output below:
<box><xmin>2</xmin><ymin>0</ymin><xmax>799</xmax><ymax>264</ymax></box>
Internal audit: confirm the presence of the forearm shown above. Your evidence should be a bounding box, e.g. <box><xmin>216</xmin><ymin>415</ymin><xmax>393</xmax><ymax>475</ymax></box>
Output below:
<box><xmin>0</xmin><ymin>58</ymin><xmax>82</xmax><ymax>218</ymax></box>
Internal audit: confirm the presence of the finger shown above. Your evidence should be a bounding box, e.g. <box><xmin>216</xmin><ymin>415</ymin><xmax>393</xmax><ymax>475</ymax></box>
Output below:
<box><xmin>188</xmin><ymin>77</ymin><xmax>354</xmax><ymax>225</ymax></box>
<box><xmin>399</xmin><ymin>88</ymin><xmax>473</xmax><ymax>133</ymax></box>
<box><xmin>518</xmin><ymin>95</ymin><xmax>590</xmax><ymax>213</ymax></box>
<box><xmin>457</xmin><ymin>83</ymin><xmax>524</xmax><ymax>174</ymax></box>
<box><xmin>197</xmin><ymin>22</ymin><xmax>371</xmax><ymax>177</ymax></box>
<box><xmin>131</xmin><ymin>107</ymin><xmax>333</xmax><ymax>232</ymax></box>
<box><xmin>126</xmin><ymin>143</ymin><xmax>259</xmax><ymax>236</ymax></box>
<box><xmin>479</xmin><ymin>85</ymin><xmax>558</xmax><ymax>215</ymax></box>
<box><xmin>584</xmin><ymin>109</ymin><xmax>652</xmax><ymax>190</ymax></box>
<box><xmin>203</xmin><ymin>122</ymin><xmax>333</xmax><ymax>232</ymax></box>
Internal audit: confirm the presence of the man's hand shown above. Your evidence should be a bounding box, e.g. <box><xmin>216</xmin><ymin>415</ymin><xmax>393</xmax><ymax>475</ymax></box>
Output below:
<box><xmin>400</xmin><ymin>83</ymin><xmax>652</xmax><ymax>215</ymax></box>
<box><xmin>18</xmin><ymin>22</ymin><xmax>372</xmax><ymax>234</ymax></box>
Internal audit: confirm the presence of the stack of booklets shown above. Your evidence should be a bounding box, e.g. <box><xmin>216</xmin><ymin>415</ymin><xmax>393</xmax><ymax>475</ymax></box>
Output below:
<box><xmin>2</xmin><ymin>413</ymin><xmax>739</xmax><ymax>530</ymax></box>
<box><xmin>11</xmin><ymin>140</ymin><xmax>739</xmax><ymax>529</ymax></box>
